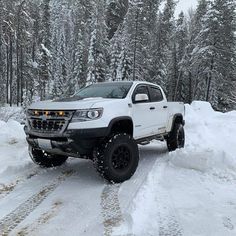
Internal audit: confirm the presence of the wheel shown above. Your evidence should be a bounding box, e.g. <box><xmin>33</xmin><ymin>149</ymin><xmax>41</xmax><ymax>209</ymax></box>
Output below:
<box><xmin>166</xmin><ymin>123</ymin><xmax>185</xmax><ymax>152</ymax></box>
<box><xmin>28</xmin><ymin>145</ymin><xmax>68</xmax><ymax>168</ymax></box>
<box><xmin>95</xmin><ymin>133</ymin><xmax>139</xmax><ymax>183</ymax></box>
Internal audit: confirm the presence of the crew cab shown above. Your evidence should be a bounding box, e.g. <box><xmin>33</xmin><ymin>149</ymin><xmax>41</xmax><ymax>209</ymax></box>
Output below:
<box><xmin>25</xmin><ymin>81</ymin><xmax>185</xmax><ymax>183</ymax></box>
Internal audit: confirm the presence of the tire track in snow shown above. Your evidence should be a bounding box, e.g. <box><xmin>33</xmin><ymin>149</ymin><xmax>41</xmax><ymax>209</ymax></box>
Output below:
<box><xmin>129</xmin><ymin>158</ymin><xmax>183</xmax><ymax>236</ymax></box>
<box><xmin>16</xmin><ymin>200</ymin><xmax>63</xmax><ymax>235</ymax></box>
<box><xmin>157</xmin><ymin>164</ymin><xmax>183</xmax><ymax>236</ymax></box>
<box><xmin>159</xmin><ymin>212</ymin><xmax>183</xmax><ymax>236</ymax></box>
<box><xmin>0</xmin><ymin>170</ymin><xmax>74</xmax><ymax>235</ymax></box>
<box><xmin>158</xmin><ymin>192</ymin><xmax>183</xmax><ymax>236</ymax></box>
<box><xmin>101</xmin><ymin>184</ymin><xmax>124</xmax><ymax>236</ymax></box>
<box><xmin>0</xmin><ymin>169</ymin><xmax>39</xmax><ymax>200</ymax></box>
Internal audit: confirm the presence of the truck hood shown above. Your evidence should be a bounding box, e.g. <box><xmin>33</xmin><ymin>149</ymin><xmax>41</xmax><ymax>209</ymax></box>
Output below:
<box><xmin>29</xmin><ymin>97</ymin><xmax>116</xmax><ymax>110</ymax></box>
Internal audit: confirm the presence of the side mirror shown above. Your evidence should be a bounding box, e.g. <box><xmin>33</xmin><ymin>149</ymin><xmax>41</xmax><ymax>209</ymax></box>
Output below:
<box><xmin>135</xmin><ymin>94</ymin><xmax>149</xmax><ymax>103</ymax></box>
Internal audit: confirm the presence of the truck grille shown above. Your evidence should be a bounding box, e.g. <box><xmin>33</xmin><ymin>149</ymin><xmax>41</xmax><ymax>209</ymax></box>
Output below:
<box><xmin>27</xmin><ymin>110</ymin><xmax>74</xmax><ymax>134</ymax></box>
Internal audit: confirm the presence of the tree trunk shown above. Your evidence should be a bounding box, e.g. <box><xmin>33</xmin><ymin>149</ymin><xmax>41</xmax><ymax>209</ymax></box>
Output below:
<box><xmin>206</xmin><ymin>57</ymin><xmax>214</xmax><ymax>102</ymax></box>
<box><xmin>188</xmin><ymin>71</ymin><xmax>192</xmax><ymax>104</ymax></box>
<box><xmin>0</xmin><ymin>0</ymin><xmax>3</xmax><ymax>103</ymax></box>
<box><xmin>16</xmin><ymin>38</ymin><xmax>20</xmax><ymax>106</ymax></box>
<box><xmin>20</xmin><ymin>46</ymin><xmax>24</xmax><ymax>104</ymax></box>
<box><xmin>9</xmin><ymin>34</ymin><xmax>13</xmax><ymax>107</ymax></box>
<box><xmin>133</xmin><ymin>9</ymin><xmax>139</xmax><ymax>81</ymax></box>
<box><xmin>6</xmin><ymin>45</ymin><xmax>9</xmax><ymax>104</ymax></box>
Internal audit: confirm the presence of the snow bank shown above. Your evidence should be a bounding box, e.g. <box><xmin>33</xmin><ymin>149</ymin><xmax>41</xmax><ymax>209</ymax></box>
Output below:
<box><xmin>0</xmin><ymin>120</ymin><xmax>25</xmax><ymax>145</ymax></box>
<box><xmin>0</xmin><ymin>118</ymin><xmax>29</xmax><ymax>175</ymax></box>
<box><xmin>169</xmin><ymin>101</ymin><xmax>236</xmax><ymax>174</ymax></box>
<box><xmin>0</xmin><ymin>106</ymin><xmax>25</xmax><ymax>123</ymax></box>
<box><xmin>190</xmin><ymin>101</ymin><xmax>215</xmax><ymax>114</ymax></box>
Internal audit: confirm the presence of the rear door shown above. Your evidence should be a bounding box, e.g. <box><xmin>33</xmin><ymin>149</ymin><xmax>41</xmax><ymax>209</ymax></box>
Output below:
<box><xmin>132</xmin><ymin>84</ymin><xmax>157</xmax><ymax>139</ymax></box>
<box><xmin>148</xmin><ymin>86</ymin><xmax>168</xmax><ymax>134</ymax></box>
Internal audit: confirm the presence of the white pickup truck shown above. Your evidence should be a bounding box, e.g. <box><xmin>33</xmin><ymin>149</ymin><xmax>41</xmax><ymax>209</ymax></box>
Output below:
<box><xmin>25</xmin><ymin>81</ymin><xmax>185</xmax><ymax>183</ymax></box>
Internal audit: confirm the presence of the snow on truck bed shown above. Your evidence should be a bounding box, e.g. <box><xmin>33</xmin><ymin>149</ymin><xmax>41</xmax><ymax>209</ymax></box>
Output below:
<box><xmin>0</xmin><ymin>102</ymin><xmax>236</xmax><ymax>236</ymax></box>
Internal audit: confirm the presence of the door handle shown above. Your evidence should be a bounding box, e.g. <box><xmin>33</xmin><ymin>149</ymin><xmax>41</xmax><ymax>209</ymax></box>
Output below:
<box><xmin>163</xmin><ymin>106</ymin><xmax>168</xmax><ymax>109</ymax></box>
<box><xmin>150</xmin><ymin>107</ymin><xmax>155</xmax><ymax>110</ymax></box>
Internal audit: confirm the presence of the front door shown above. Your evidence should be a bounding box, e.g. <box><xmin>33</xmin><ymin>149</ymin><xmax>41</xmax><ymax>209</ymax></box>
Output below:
<box><xmin>132</xmin><ymin>85</ymin><xmax>156</xmax><ymax>139</ymax></box>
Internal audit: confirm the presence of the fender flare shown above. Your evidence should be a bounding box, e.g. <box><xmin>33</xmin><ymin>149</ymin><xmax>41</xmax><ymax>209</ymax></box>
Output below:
<box><xmin>170</xmin><ymin>114</ymin><xmax>185</xmax><ymax>132</ymax></box>
<box><xmin>106</xmin><ymin>116</ymin><xmax>133</xmax><ymax>136</ymax></box>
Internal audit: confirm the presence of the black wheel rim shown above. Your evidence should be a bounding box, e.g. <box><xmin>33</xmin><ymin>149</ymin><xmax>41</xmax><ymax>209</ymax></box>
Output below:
<box><xmin>177</xmin><ymin>127</ymin><xmax>184</xmax><ymax>147</ymax></box>
<box><xmin>112</xmin><ymin>145</ymin><xmax>131</xmax><ymax>171</ymax></box>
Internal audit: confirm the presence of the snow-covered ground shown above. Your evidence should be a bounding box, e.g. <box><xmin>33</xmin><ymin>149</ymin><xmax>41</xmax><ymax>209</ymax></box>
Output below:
<box><xmin>0</xmin><ymin>102</ymin><xmax>236</xmax><ymax>236</ymax></box>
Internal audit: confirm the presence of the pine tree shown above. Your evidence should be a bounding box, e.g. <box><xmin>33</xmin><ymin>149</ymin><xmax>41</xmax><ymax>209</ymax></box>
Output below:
<box><xmin>86</xmin><ymin>0</ymin><xmax>108</xmax><ymax>85</ymax></box>
<box><xmin>39</xmin><ymin>0</ymin><xmax>51</xmax><ymax>99</ymax></box>
<box><xmin>50</xmin><ymin>0</ymin><xmax>69</xmax><ymax>97</ymax></box>
<box><xmin>87</xmin><ymin>25</ymin><xmax>97</xmax><ymax>85</ymax></box>
<box><xmin>182</xmin><ymin>0</ymin><xmax>209</xmax><ymax>104</ymax></box>
<box><xmin>69</xmin><ymin>0</ymin><xmax>94</xmax><ymax>92</ymax></box>
<box><xmin>68</xmin><ymin>27</ymin><xmax>84</xmax><ymax>92</ymax></box>
<box><xmin>109</xmin><ymin>37</ymin><xmax>120</xmax><ymax>81</ymax></box>
<box><xmin>214</xmin><ymin>0</ymin><xmax>236</xmax><ymax>111</ymax></box>
<box><xmin>28</xmin><ymin>1</ymin><xmax>41</xmax><ymax>101</ymax></box>
<box><xmin>173</xmin><ymin>12</ymin><xmax>188</xmax><ymax>101</ymax></box>
<box><xmin>191</xmin><ymin>0</ymin><xmax>236</xmax><ymax>110</ymax></box>
<box><xmin>142</xmin><ymin>0</ymin><xmax>162</xmax><ymax>82</ymax></box>
<box><xmin>150</xmin><ymin>12</ymin><xmax>167</xmax><ymax>88</ymax></box>
<box><xmin>161</xmin><ymin>0</ymin><xmax>176</xmax><ymax>98</ymax></box>
<box><xmin>106</xmin><ymin>0</ymin><xmax>129</xmax><ymax>39</ymax></box>
<box><xmin>116</xmin><ymin>0</ymin><xmax>158</xmax><ymax>81</ymax></box>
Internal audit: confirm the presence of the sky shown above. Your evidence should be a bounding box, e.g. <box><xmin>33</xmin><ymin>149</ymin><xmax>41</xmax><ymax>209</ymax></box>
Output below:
<box><xmin>175</xmin><ymin>0</ymin><xmax>198</xmax><ymax>16</ymax></box>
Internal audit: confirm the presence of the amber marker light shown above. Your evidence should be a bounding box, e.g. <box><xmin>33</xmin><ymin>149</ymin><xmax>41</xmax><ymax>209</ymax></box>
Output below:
<box><xmin>34</xmin><ymin>110</ymin><xmax>39</xmax><ymax>116</ymax></box>
<box><xmin>45</xmin><ymin>111</ymin><xmax>49</xmax><ymax>116</ymax></box>
<box><xmin>58</xmin><ymin>111</ymin><xmax>65</xmax><ymax>116</ymax></box>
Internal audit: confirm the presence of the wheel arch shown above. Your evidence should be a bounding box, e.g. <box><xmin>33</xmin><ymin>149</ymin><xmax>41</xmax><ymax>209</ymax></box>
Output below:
<box><xmin>168</xmin><ymin>114</ymin><xmax>185</xmax><ymax>133</ymax></box>
<box><xmin>107</xmin><ymin>116</ymin><xmax>134</xmax><ymax>137</ymax></box>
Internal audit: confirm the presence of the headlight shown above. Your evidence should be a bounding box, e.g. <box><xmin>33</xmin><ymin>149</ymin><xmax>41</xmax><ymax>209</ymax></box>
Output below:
<box><xmin>71</xmin><ymin>108</ymin><xmax>103</xmax><ymax>122</ymax></box>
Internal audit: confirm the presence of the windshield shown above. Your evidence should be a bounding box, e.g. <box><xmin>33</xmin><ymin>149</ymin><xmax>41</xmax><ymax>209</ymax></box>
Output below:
<box><xmin>74</xmin><ymin>82</ymin><xmax>133</xmax><ymax>99</ymax></box>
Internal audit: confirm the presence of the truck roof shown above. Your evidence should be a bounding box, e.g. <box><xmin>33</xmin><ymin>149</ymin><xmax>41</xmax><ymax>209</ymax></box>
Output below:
<box><xmin>95</xmin><ymin>81</ymin><xmax>160</xmax><ymax>87</ymax></box>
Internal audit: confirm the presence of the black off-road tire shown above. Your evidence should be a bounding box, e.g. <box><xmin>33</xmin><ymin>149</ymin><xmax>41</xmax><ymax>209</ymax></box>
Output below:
<box><xmin>29</xmin><ymin>145</ymin><xmax>68</xmax><ymax>168</ymax></box>
<box><xmin>95</xmin><ymin>133</ymin><xmax>139</xmax><ymax>183</ymax></box>
<box><xmin>166</xmin><ymin>123</ymin><xmax>185</xmax><ymax>152</ymax></box>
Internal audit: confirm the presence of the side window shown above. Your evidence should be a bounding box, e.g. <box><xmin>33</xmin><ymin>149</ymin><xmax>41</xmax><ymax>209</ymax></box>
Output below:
<box><xmin>149</xmin><ymin>86</ymin><xmax>164</xmax><ymax>102</ymax></box>
<box><xmin>133</xmin><ymin>85</ymin><xmax>150</xmax><ymax>103</ymax></box>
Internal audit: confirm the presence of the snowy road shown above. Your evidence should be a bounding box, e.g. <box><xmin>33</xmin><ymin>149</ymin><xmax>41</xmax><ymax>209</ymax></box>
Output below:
<box><xmin>0</xmin><ymin>142</ymin><xmax>167</xmax><ymax>236</ymax></box>
<box><xmin>0</xmin><ymin>102</ymin><xmax>236</xmax><ymax>236</ymax></box>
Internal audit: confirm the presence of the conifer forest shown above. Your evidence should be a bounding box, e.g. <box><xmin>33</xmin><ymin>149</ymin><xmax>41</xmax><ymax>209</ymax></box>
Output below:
<box><xmin>0</xmin><ymin>0</ymin><xmax>235</xmax><ymax>111</ymax></box>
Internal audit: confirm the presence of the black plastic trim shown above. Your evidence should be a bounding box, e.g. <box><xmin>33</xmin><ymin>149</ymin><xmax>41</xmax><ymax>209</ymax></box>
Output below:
<box><xmin>148</xmin><ymin>85</ymin><xmax>165</xmax><ymax>102</ymax></box>
<box><xmin>107</xmin><ymin>116</ymin><xmax>133</xmax><ymax>136</ymax></box>
<box><xmin>136</xmin><ymin>133</ymin><xmax>168</xmax><ymax>144</ymax></box>
<box><xmin>26</xmin><ymin>127</ymin><xmax>110</xmax><ymax>157</ymax></box>
<box><xmin>66</xmin><ymin>128</ymin><xmax>108</xmax><ymax>139</ymax></box>
<box><xmin>170</xmin><ymin>114</ymin><xmax>185</xmax><ymax>132</ymax></box>
<box><xmin>132</xmin><ymin>84</ymin><xmax>151</xmax><ymax>104</ymax></box>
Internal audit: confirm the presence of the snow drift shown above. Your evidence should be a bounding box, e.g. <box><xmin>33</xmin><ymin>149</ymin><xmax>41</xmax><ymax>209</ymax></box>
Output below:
<box><xmin>0</xmin><ymin>120</ymin><xmax>25</xmax><ymax>145</ymax></box>
<box><xmin>169</xmin><ymin>101</ymin><xmax>236</xmax><ymax>174</ymax></box>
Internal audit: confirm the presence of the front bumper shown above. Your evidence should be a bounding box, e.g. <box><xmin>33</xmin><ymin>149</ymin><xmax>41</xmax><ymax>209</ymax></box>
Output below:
<box><xmin>25</xmin><ymin>126</ymin><xmax>108</xmax><ymax>157</ymax></box>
